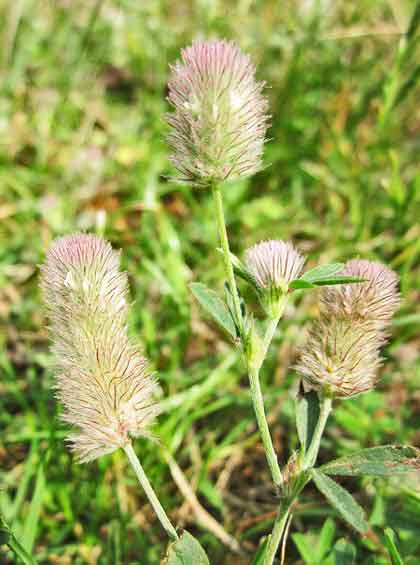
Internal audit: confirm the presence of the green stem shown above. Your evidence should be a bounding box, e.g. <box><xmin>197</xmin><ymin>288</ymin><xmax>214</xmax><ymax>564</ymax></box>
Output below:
<box><xmin>262</xmin><ymin>299</ymin><xmax>286</xmax><ymax>361</ymax></box>
<box><xmin>263</xmin><ymin>316</ymin><xmax>280</xmax><ymax>357</ymax></box>
<box><xmin>303</xmin><ymin>395</ymin><xmax>332</xmax><ymax>470</ymax></box>
<box><xmin>212</xmin><ymin>184</ymin><xmax>244</xmax><ymax>337</ymax></box>
<box><xmin>123</xmin><ymin>442</ymin><xmax>179</xmax><ymax>540</ymax></box>
<box><xmin>263</xmin><ymin>395</ymin><xmax>333</xmax><ymax>564</ymax></box>
<box><xmin>212</xmin><ymin>184</ymin><xmax>283</xmax><ymax>487</ymax></box>
<box><xmin>248</xmin><ymin>366</ymin><xmax>283</xmax><ymax>488</ymax></box>
<box><xmin>263</xmin><ymin>501</ymin><xmax>292</xmax><ymax>565</ymax></box>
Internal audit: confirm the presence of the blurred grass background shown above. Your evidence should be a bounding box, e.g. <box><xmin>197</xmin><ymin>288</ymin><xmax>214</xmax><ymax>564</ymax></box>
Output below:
<box><xmin>0</xmin><ymin>0</ymin><xmax>419</xmax><ymax>563</ymax></box>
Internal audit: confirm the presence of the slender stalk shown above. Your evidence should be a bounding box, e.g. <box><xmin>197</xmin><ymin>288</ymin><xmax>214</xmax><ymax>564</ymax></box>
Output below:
<box><xmin>264</xmin><ymin>395</ymin><xmax>333</xmax><ymax>563</ymax></box>
<box><xmin>263</xmin><ymin>501</ymin><xmax>292</xmax><ymax>565</ymax></box>
<box><xmin>303</xmin><ymin>395</ymin><xmax>332</xmax><ymax>470</ymax></box>
<box><xmin>248</xmin><ymin>366</ymin><xmax>283</xmax><ymax>487</ymax></box>
<box><xmin>211</xmin><ymin>183</ymin><xmax>282</xmax><ymax>487</ymax></box>
<box><xmin>212</xmin><ymin>184</ymin><xmax>244</xmax><ymax>337</ymax></box>
<box><xmin>264</xmin><ymin>316</ymin><xmax>281</xmax><ymax>354</ymax></box>
<box><xmin>262</xmin><ymin>299</ymin><xmax>287</xmax><ymax>361</ymax></box>
<box><xmin>123</xmin><ymin>442</ymin><xmax>179</xmax><ymax>540</ymax></box>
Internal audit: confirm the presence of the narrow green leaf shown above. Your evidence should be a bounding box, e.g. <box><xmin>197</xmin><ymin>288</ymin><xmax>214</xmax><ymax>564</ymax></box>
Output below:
<box><xmin>289</xmin><ymin>279</ymin><xmax>316</xmax><ymax>290</ymax></box>
<box><xmin>384</xmin><ymin>528</ymin><xmax>404</xmax><ymax>565</ymax></box>
<box><xmin>296</xmin><ymin>388</ymin><xmax>320</xmax><ymax>453</ymax></box>
<box><xmin>22</xmin><ymin>463</ymin><xmax>45</xmax><ymax>552</ymax></box>
<box><xmin>291</xmin><ymin>263</ymin><xmax>365</xmax><ymax>290</ymax></box>
<box><xmin>0</xmin><ymin>516</ymin><xmax>36</xmax><ymax>565</ymax></box>
<box><xmin>301</xmin><ymin>263</ymin><xmax>344</xmax><ymax>283</ymax></box>
<box><xmin>252</xmin><ymin>536</ymin><xmax>269</xmax><ymax>564</ymax></box>
<box><xmin>312</xmin><ymin>470</ymin><xmax>369</xmax><ymax>534</ymax></box>
<box><xmin>293</xmin><ymin>532</ymin><xmax>316</xmax><ymax>563</ymax></box>
<box><xmin>326</xmin><ymin>538</ymin><xmax>357</xmax><ymax>565</ymax></box>
<box><xmin>190</xmin><ymin>282</ymin><xmax>237</xmax><ymax>338</ymax></box>
<box><xmin>216</xmin><ymin>248</ymin><xmax>260</xmax><ymax>291</ymax></box>
<box><xmin>407</xmin><ymin>1</ymin><xmax>420</xmax><ymax>38</ymax></box>
<box><xmin>316</xmin><ymin>518</ymin><xmax>336</xmax><ymax>561</ymax></box>
<box><xmin>311</xmin><ymin>276</ymin><xmax>366</xmax><ymax>287</ymax></box>
<box><xmin>320</xmin><ymin>445</ymin><xmax>420</xmax><ymax>477</ymax></box>
<box><xmin>163</xmin><ymin>531</ymin><xmax>209</xmax><ymax>565</ymax></box>
<box><xmin>393</xmin><ymin>313</ymin><xmax>420</xmax><ymax>327</ymax></box>
<box><xmin>9</xmin><ymin>442</ymin><xmax>37</xmax><ymax>522</ymax></box>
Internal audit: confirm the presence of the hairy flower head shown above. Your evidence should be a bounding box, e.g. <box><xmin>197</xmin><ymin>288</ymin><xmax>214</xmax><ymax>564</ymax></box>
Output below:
<box><xmin>245</xmin><ymin>240</ymin><xmax>305</xmax><ymax>293</ymax></box>
<box><xmin>41</xmin><ymin>234</ymin><xmax>159</xmax><ymax>463</ymax></box>
<box><xmin>166</xmin><ymin>40</ymin><xmax>269</xmax><ymax>186</ymax></box>
<box><xmin>244</xmin><ymin>240</ymin><xmax>304</xmax><ymax>318</ymax></box>
<box><xmin>322</xmin><ymin>259</ymin><xmax>400</xmax><ymax>329</ymax></box>
<box><xmin>296</xmin><ymin>316</ymin><xmax>383</xmax><ymax>399</ymax></box>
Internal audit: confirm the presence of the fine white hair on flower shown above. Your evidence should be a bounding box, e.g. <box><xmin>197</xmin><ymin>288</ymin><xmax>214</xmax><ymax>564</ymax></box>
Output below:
<box><xmin>166</xmin><ymin>40</ymin><xmax>269</xmax><ymax>186</ymax></box>
<box><xmin>322</xmin><ymin>259</ymin><xmax>400</xmax><ymax>329</ymax></box>
<box><xmin>295</xmin><ymin>316</ymin><xmax>384</xmax><ymax>399</ymax></box>
<box><xmin>41</xmin><ymin>234</ymin><xmax>159</xmax><ymax>463</ymax></box>
<box><xmin>244</xmin><ymin>240</ymin><xmax>305</xmax><ymax>292</ymax></box>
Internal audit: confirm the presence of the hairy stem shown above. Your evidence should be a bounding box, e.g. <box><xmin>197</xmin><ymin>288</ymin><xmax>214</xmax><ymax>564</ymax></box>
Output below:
<box><xmin>123</xmin><ymin>442</ymin><xmax>178</xmax><ymax>540</ymax></box>
<box><xmin>263</xmin><ymin>501</ymin><xmax>292</xmax><ymax>565</ymax></box>
<box><xmin>212</xmin><ymin>184</ymin><xmax>244</xmax><ymax>337</ymax></box>
<box><xmin>264</xmin><ymin>395</ymin><xmax>333</xmax><ymax>563</ymax></box>
<box><xmin>303</xmin><ymin>395</ymin><xmax>332</xmax><ymax>470</ymax></box>
<box><xmin>212</xmin><ymin>184</ymin><xmax>283</xmax><ymax>487</ymax></box>
<box><xmin>249</xmin><ymin>366</ymin><xmax>283</xmax><ymax>488</ymax></box>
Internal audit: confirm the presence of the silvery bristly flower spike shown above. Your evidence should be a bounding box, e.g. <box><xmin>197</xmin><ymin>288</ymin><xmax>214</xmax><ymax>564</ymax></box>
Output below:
<box><xmin>166</xmin><ymin>40</ymin><xmax>269</xmax><ymax>187</ymax></box>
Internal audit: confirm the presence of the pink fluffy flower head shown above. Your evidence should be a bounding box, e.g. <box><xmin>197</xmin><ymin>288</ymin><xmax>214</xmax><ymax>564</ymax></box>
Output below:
<box><xmin>166</xmin><ymin>40</ymin><xmax>269</xmax><ymax>186</ymax></box>
<box><xmin>41</xmin><ymin>234</ymin><xmax>159</xmax><ymax>463</ymax></box>
<box><xmin>297</xmin><ymin>258</ymin><xmax>399</xmax><ymax>399</ymax></box>
<box><xmin>244</xmin><ymin>240</ymin><xmax>305</xmax><ymax>317</ymax></box>
<box><xmin>322</xmin><ymin>259</ymin><xmax>400</xmax><ymax>329</ymax></box>
<box><xmin>245</xmin><ymin>240</ymin><xmax>305</xmax><ymax>292</ymax></box>
<box><xmin>296</xmin><ymin>316</ymin><xmax>383</xmax><ymax>399</ymax></box>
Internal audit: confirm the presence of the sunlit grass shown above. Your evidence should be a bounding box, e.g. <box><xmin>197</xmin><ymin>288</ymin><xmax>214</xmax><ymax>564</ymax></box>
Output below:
<box><xmin>0</xmin><ymin>1</ymin><xmax>419</xmax><ymax>563</ymax></box>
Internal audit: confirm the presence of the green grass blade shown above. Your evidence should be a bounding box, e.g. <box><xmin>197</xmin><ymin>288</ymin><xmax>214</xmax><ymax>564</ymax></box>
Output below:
<box><xmin>21</xmin><ymin>463</ymin><xmax>45</xmax><ymax>553</ymax></box>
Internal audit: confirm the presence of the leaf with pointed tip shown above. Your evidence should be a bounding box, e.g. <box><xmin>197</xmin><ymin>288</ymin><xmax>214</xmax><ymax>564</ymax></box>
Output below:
<box><xmin>316</xmin><ymin>518</ymin><xmax>336</xmax><ymax>561</ymax></box>
<box><xmin>320</xmin><ymin>445</ymin><xmax>420</xmax><ymax>477</ymax></box>
<box><xmin>301</xmin><ymin>263</ymin><xmax>344</xmax><ymax>283</ymax></box>
<box><xmin>289</xmin><ymin>279</ymin><xmax>316</xmax><ymax>290</ymax></box>
<box><xmin>163</xmin><ymin>531</ymin><xmax>209</xmax><ymax>565</ymax></box>
<box><xmin>310</xmin><ymin>276</ymin><xmax>366</xmax><ymax>287</ymax></box>
<box><xmin>312</xmin><ymin>470</ymin><xmax>369</xmax><ymax>534</ymax></box>
<box><xmin>325</xmin><ymin>538</ymin><xmax>357</xmax><ymax>565</ymax></box>
<box><xmin>291</xmin><ymin>263</ymin><xmax>365</xmax><ymax>290</ymax></box>
<box><xmin>252</xmin><ymin>537</ymin><xmax>269</xmax><ymax>564</ymax></box>
<box><xmin>190</xmin><ymin>283</ymin><xmax>237</xmax><ymax>339</ymax></box>
<box><xmin>295</xmin><ymin>388</ymin><xmax>320</xmax><ymax>453</ymax></box>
